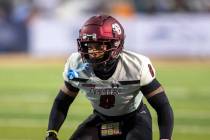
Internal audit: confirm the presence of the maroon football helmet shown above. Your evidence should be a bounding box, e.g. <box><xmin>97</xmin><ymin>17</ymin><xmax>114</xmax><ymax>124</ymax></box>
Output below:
<box><xmin>77</xmin><ymin>15</ymin><xmax>125</xmax><ymax>64</ymax></box>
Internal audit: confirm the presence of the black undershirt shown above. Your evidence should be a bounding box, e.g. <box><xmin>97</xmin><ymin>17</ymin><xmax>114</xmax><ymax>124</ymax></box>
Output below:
<box><xmin>93</xmin><ymin>59</ymin><xmax>119</xmax><ymax>80</ymax></box>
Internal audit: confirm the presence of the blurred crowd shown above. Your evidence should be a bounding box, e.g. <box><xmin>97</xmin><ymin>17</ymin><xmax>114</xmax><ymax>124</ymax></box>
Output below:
<box><xmin>133</xmin><ymin>0</ymin><xmax>210</xmax><ymax>13</ymax></box>
<box><xmin>0</xmin><ymin>0</ymin><xmax>210</xmax><ymax>53</ymax></box>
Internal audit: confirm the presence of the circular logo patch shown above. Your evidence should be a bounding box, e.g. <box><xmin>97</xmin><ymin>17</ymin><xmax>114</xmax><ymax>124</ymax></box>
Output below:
<box><xmin>112</xmin><ymin>23</ymin><xmax>122</xmax><ymax>35</ymax></box>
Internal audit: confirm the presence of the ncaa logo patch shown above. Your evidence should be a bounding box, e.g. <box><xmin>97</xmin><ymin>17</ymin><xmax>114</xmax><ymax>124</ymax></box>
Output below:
<box><xmin>112</xmin><ymin>23</ymin><xmax>122</xmax><ymax>35</ymax></box>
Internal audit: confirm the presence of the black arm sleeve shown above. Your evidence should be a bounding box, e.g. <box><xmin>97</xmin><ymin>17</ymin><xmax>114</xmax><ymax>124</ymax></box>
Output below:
<box><xmin>141</xmin><ymin>79</ymin><xmax>174</xmax><ymax>139</ymax></box>
<box><xmin>148</xmin><ymin>92</ymin><xmax>174</xmax><ymax>139</ymax></box>
<box><xmin>47</xmin><ymin>90</ymin><xmax>75</xmax><ymax>131</ymax></box>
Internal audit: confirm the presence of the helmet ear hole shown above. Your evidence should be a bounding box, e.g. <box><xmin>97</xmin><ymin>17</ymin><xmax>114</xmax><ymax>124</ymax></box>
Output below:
<box><xmin>114</xmin><ymin>40</ymin><xmax>121</xmax><ymax>47</ymax></box>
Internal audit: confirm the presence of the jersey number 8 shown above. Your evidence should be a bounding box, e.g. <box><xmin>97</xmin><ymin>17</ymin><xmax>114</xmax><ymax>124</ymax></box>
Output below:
<box><xmin>99</xmin><ymin>95</ymin><xmax>115</xmax><ymax>109</ymax></box>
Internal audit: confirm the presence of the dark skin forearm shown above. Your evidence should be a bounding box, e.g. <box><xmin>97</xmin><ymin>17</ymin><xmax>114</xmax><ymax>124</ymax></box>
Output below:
<box><xmin>141</xmin><ymin>79</ymin><xmax>174</xmax><ymax>139</ymax></box>
<box><xmin>48</xmin><ymin>91</ymin><xmax>70</xmax><ymax>131</ymax></box>
<box><xmin>48</xmin><ymin>85</ymin><xmax>78</xmax><ymax>131</ymax></box>
<box><xmin>147</xmin><ymin>92</ymin><xmax>174</xmax><ymax>139</ymax></box>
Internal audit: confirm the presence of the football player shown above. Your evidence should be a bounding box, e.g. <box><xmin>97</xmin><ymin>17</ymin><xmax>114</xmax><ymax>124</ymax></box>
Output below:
<box><xmin>46</xmin><ymin>15</ymin><xmax>174</xmax><ymax>140</ymax></box>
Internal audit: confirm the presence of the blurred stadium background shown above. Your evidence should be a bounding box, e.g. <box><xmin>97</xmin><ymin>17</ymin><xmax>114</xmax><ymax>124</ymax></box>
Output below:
<box><xmin>0</xmin><ymin>0</ymin><xmax>210</xmax><ymax>139</ymax></box>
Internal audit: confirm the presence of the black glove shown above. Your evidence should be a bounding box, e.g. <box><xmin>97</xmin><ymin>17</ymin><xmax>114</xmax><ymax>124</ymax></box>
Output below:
<box><xmin>46</xmin><ymin>136</ymin><xmax>58</xmax><ymax>140</ymax></box>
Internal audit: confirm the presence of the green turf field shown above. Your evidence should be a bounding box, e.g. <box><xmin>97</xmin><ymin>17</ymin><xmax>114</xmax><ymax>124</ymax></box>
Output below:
<box><xmin>0</xmin><ymin>58</ymin><xmax>210</xmax><ymax>140</ymax></box>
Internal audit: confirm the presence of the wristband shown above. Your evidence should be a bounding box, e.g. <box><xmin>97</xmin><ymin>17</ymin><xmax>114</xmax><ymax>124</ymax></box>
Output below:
<box><xmin>46</xmin><ymin>130</ymin><xmax>58</xmax><ymax>137</ymax></box>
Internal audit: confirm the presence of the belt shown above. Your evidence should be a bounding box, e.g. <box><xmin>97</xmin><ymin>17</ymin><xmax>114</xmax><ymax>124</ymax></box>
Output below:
<box><xmin>94</xmin><ymin>101</ymin><xmax>144</xmax><ymax>121</ymax></box>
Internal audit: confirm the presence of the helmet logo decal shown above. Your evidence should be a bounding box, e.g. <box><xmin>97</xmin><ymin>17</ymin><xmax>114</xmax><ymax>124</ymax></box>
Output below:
<box><xmin>112</xmin><ymin>23</ymin><xmax>122</xmax><ymax>35</ymax></box>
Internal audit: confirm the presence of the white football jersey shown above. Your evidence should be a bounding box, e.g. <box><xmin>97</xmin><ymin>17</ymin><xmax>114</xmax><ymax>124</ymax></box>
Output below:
<box><xmin>63</xmin><ymin>50</ymin><xmax>156</xmax><ymax>116</ymax></box>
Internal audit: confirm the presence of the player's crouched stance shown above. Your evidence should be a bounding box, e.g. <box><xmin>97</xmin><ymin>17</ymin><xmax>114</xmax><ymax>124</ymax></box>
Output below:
<box><xmin>45</xmin><ymin>15</ymin><xmax>174</xmax><ymax>140</ymax></box>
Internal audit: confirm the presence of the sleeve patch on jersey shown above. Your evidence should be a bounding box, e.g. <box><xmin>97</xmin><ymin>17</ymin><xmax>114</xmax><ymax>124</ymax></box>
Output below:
<box><xmin>148</xmin><ymin>64</ymin><xmax>155</xmax><ymax>77</ymax></box>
